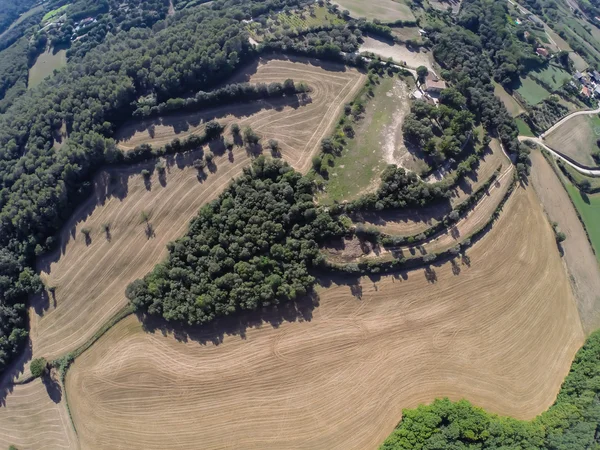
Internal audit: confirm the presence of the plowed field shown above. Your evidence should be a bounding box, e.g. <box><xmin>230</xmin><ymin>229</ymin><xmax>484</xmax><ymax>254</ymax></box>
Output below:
<box><xmin>116</xmin><ymin>56</ymin><xmax>366</xmax><ymax>174</ymax></box>
<box><xmin>66</xmin><ymin>185</ymin><xmax>584</xmax><ymax>450</ymax></box>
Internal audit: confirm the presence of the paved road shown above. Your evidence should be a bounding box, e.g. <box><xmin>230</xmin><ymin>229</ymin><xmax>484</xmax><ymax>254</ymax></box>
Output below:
<box><xmin>518</xmin><ymin>136</ymin><xmax>600</xmax><ymax>176</ymax></box>
<box><xmin>540</xmin><ymin>106</ymin><xmax>600</xmax><ymax>138</ymax></box>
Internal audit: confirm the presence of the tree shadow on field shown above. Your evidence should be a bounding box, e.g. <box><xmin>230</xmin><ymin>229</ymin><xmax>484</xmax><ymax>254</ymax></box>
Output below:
<box><xmin>0</xmin><ymin>339</ymin><xmax>32</xmax><ymax>406</ymax></box>
<box><xmin>138</xmin><ymin>293</ymin><xmax>320</xmax><ymax>347</ymax></box>
<box><xmin>42</xmin><ymin>370</ymin><xmax>62</xmax><ymax>403</ymax></box>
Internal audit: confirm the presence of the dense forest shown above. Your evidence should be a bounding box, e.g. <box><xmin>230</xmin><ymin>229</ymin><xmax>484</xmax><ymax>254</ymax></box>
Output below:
<box><xmin>126</xmin><ymin>158</ymin><xmax>345</xmax><ymax>323</ymax></box>
<box><xmin>381</xmin><ymin>328</ymin><xmax>600</xmax><ymax>449</ymax></box>
<box><xmin>0</xmin><ymin>0</ymin><xmax>39</xmax><ymax>35</ymax></box>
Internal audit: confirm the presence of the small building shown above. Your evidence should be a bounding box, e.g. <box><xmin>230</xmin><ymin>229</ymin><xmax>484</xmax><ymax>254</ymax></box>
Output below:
<box><xmin>575</xmin><ymin>71</ymin><xmax>583</xmax><ymax>80</ymax></box>
<box><xmin>581</xmin><ymin>86</ymin><xmax>591</xmax><ymax>98</ymax></box>
<box><xmin>424</xmin><ymin>74</ymin><xmax>446</xmax><ymax>94</ymax></box>
<box><xmin>592</xmin><ymin>71</ymin><xmax>600</xmax><ymax>82</ymax></box>
<box><xmin>594</xmin><ymin>85</ymin><xmax>600</xmax><ymax>97</ymax></box>
<box><xmin>515</xmin><ymin>18</ymin><xmax>522</xmax><ymax>25</ymax></box>
<box><xmin>536</xmin><ymin>47</ymin><xmax>549</xmax><ymax>57</ymax></box>
<box><xmin>523</xmin><ymin>30</ymin><xmax>530</xmax><ymax>39</ymax></box>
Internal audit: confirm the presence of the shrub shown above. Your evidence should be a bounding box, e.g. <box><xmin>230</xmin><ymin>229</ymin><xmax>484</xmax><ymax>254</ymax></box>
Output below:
<box><xmin>30</xmin><ymin>357</ymin><xmax>47</xmax><ymax>378</ymax></box>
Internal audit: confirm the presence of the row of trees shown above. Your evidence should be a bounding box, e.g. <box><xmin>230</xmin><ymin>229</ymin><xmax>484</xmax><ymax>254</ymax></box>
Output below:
<box><xmin>381</xmin><ymin>329</ymin><xmax>600</xmax><ymax>449</ymax></box>
<box><xmin>126</xmin><ymin>158</ymin><xmax>346</xmax><ymax>324</ymax></box>
<box><xmin>134</xmin><ymin>79</ymin><xmax>308</xmax><ymax>118</ymax></box>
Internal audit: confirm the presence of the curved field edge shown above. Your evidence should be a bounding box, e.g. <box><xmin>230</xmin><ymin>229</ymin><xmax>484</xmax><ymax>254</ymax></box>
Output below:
<box><xmin>380</xmin><ymin>328</ymin><xmax>600</xmax><ymax>449</ymax></box>
<box><xmin>65</xmin><ymin>185</ymin><xmax>584</xmax><ymax>450</ymax></box>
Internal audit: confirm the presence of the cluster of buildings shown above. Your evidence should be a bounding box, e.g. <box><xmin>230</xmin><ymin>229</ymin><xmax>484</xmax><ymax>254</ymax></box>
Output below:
<box><xmin>411</xmin><ymin>73</ymin><xmax>447</xmax><ymax>105</ymax></box>
<box><xmin>573</xmin><ymin>70</ymin><xmax>600</xmax><ymax>98</ymax></box>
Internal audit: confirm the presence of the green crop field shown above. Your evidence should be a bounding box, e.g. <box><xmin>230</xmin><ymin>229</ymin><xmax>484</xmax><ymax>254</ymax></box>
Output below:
<box><xmin>565</xmin><ymin>181</ymin><xmax>600</xmax><ymax>262</ymax></box>
<box><xmin>42</xmin><ymin>5</ymin><xmax>69</xmax><ymax>23</ymax></box>
<box><xmin>332</xmin><ymin>0</ymin><xmax>415</xmax><ymax>22</ymax></box>
<box><xmin>516</xmin><ymin>76</ymin><xmax>551</xmax><ymax>105</ymax></box>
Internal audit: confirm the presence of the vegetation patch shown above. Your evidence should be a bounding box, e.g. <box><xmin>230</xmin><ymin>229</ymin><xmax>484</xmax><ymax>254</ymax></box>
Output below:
<box><xmin>126</xmin><ymin>158</ymin><xmax>346</xmax><ymax>324</ymax></box>
<box><xmin>28</xmin><ymin>47</ymin><xmax>67</xmax><ymax>88</ymax></box>
<box><xmin>564</xmin><ymin>181</ymin><xmax>600</xmax><ymax>262</ymax></box>
<box><xmin>515</xmin><ymin>116</ymin><xmax>535</xmax><ymax>137</ymax></box>
<box><xmin>493</xmin><ymin>82</ymin><xmax>524</xmax><ymax>117</ymax></box>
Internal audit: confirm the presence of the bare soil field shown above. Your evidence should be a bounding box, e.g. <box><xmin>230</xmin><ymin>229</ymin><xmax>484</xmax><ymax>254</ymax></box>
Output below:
<box><xmin>116</xmin><ymin>56</ymin><xmax>366</xmax><ymax>174</ymax></box>
<box><xmin>530</xmin><ymin>150</ymin><xmax>600</xmax><ymax>332</ymax></box>
<box><xmin>30</xmin><ymin>147</ymin><xmax>253</xmax><ymax>366</ymax></box>
<box><xmin>545</xmin><ymin>114</ymin><xmax>600</xmax><ymax>167</ymax></box>
<box><xmin>0</xmin><ymin>374</ymin><xmax>77</xmax><ymax>450</ymax></box>
<box><xmin>353</xmin><ymin>139</ymin><xmax>508</xmax><ymax>236</ymax></box>
<box><xmin>66</xmin><ymin>185</ymin><xmax>583</xmax><ymax>450</ymax></box>
<box><xmin>360</xmin><ymin>37</ymin><xmax>434</xmax><ymax>71</ymax></box>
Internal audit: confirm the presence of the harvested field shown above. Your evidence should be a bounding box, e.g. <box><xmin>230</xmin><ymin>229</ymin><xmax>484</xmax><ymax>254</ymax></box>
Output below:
<box><xmin>360</xmin><ymin>37</ymin><xmax>434</xmax><ymax>71</ymax></box>
<box><xmin>67</xmin><ymin>185</ymin><xmax>584</xmax><ymax>450</ymax></box>
<box><xmin>331</xmin><ymin>0</ymin><xmax>415</xmax><ymax>22</ymax></box>
<box><xmin>116</xmin><ymin>56</ymin><xmax>366</xmax><ymax>174</ymax></box>
<box><xmin>0</xmin><ymin>375</ymin><xmax>77</xmax><ymax>450</ymax></box>
<box><xmin>545</xmin><ymin>114</ymin><xmax>600</xmax><ymax>167</ymax></box>
<box><xmin>390</xmin><ymin>26</ymin><xmax>422</xmax><ymax>42</ymax></box>
<box><xmin>530</xmin><ymin>150</ymin><xmax>600</xmax><ymax>332</ymax></box>
<box><xmin>352</xmin><ymin>139</ymin><xmax>508</xmax><ymax>236</ymax></box>
<box><xmin>30</xmin><ymin>147</ymin><xmax>253</xmax><ymax>366</ymax></box>
<box><xmin>327</xmin><ymin>163</ymin><xmax>515</xmax><ymax>263</ymax></box>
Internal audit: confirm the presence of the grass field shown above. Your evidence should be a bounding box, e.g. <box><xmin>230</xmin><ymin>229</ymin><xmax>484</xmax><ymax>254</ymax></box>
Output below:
<box><xmin>66</xmin><ymin>185</ymin><xmax>583</xmax><ymax>450</ymax></box>
<box><xmin>318</xmin><ymin>75</ymin><xmax>412</xmax><ymax>204</ymax></box>
<box><xmin>117</xmin><ymin>57</ymin><xmax>366</xmax><ymax>174</ymax></box>
<box><xmin>565</xmin><ymin>182</ymin><xmax>600</xmax><ymax>262</ymax></box>
<box><xmin>332</xmin><ymin>0</ymin><xmax>415</xmax><ymax>22</ymax></box>
<box><xmin>42</xmin><ymin>5</ymin><xmax>69</xmax><ymax>23</ymax></box>
<box><xmin>528</xmin><ymin>64</ymin><xmax>571</xmax><ymax>91</ymax></box>
<box><xmin>360</xmin><ymin>37</ymin><xmax>434</xmax><ymax>70</ymax></box>
<box><xmin>493</xmin><ymin>82</ymin><xmax>525</xmax><ymax>117</ymax></box>
<box><xmin>515</xmin><ymin>77</ymin><xmax>551</xmax><ymax>105</ymax></box>
<box><xmin>28</xmin><ymin>48</ymin><xmax>67</xmax><ymax>88</ymax></box>
<box><xmin>545</xmin><ymin>114</ymin><xmax>600</xmax><ymax>167</ymax></box>
<box><xmin>515</xmin><ymin>117</ymin><xmax>535</xmax><ymax>137</ymax></box>
<box><xmin>353</xmin><ymin>139</ymin><xmax>509</xmax><ymax>236</ymax></box>
<box><xmin>390</xmin><ymin>26</ymin><xmax>422</xmax><ymax>41</ymax></box>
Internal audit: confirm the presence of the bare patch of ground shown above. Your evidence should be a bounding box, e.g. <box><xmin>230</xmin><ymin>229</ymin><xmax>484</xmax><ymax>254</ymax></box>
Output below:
<box><xmin>529</xmin><ymin>149</ymin><xmax>600</xmax><ymax>332</ymax></box>
<box><xmin>66</xmin><ymin>185</ymin><xmax>583</xmax><ymax>450</ymax></box>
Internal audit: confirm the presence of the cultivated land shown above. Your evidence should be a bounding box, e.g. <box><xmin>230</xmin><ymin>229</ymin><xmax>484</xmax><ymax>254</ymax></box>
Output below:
<box><xmin>332</xmin><ymin>0</ymin><xmax>415</xmax><ymax>22</ymax></box>
<box><xmin>529</xmin><ymin>150</ymin><xmax>600</xmax><ymax>332</ymax></box>
<box><xmin>28</xmin><ymin>47</ymin><xmax>67</xmax><ymax>88</ymax></box>
<box><xmin>545</xmin><ymin>114</ymin><xmax>600</xmax><ymax>167</ymax></box>
<box><xmin>66</xmin><ymin>185</ymin><xmax>584</xmax><ymax>450</ymax></box>
<box><xmin>352</xmin><ymin>139</ymin><xmax>509</xmax><ymax>236</ymax></box>
<box><xmin>565</xmin><ymin>181</ymin><xmax>600</xmax><ymax>262</ymax></box>
<box><xmin>319</xmin><ymin>75</ymin><xmax>413</xmax><ymax>204</ymax></box>
<box><xmin>0</xmin><ymin>375</ymin><xmax>77</xmax><ymax>450</ymax></box>
<box><xmin>116</xmin><ymin>57</ymin><xmax>366</xmax><ymax>174</ymax></box>
<box><xmin>360</xmin><ymin>37</ymin><xmax>434</xmax><ymax>71</ymax></box>
<box><xmin>493</xmin><ymin>83</ymin><xmax>524</xmax><ymax>117</ymax></box>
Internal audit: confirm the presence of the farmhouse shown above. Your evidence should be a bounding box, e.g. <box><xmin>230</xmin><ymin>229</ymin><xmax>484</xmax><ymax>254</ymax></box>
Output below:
<box><xmin>581</xmin><ymin>86</ymin><xmax>591</xmax><ymax>98</ymax></box>
<box><xmin>424</xmin><ymin>74</ymin><xmax>446</xmax><ymax>94</ymax></box>
<box><xmin>536</xmin><ymin>47</ymin><xmax>549</xmax><ymax>57</ymax></box>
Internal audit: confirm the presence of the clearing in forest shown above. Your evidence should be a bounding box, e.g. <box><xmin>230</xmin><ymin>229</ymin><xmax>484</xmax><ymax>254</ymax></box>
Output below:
<box><xmin>332</xmin><ymin>0</ymin><xmax>415</xmax><ymax>22</ymax></box>
<box><xmin>116</xmin><ymin>56</ymin><xmax>366</xmax><ymax>174</ymax></box>
<box><xmin>515</xmin><ymin>77</ymin><xmax>551</xmax><ymax>106</ymax></box>
<box><xmin>352</xmin><ymin>139</ymin><xmax>509</xmax><ymax>236</ymax></box>
<box><xmin>28</xmin><ymin>47</ymin><xmax>67</xmax><ymax>88</ymax></box>
<box><xmin>318</xmin><ymin>75</ymin><xmax>414</xmax><ymax>204</ymax></box>
<box><xmin>360</xmin><ymin>36</ymin><xmax>434</xmax><ymax>71</ymax></box>
<box><xmin>66</xmin><ymin>185</ymin><xmax>583</xmax><ymax>450</ymax></box>
<box><xmin>545</xmin><ymin>114</ymin><xmax>600</xmax><ymax>167</ymax></box>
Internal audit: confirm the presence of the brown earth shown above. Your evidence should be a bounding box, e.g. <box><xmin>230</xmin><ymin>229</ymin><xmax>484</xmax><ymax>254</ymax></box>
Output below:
<box><xmin>529</xmin><ymin>149</ymin><xmax>600</xmax><ymax>332</ymax></box>
<box><xmin>116</xmin><ymin>56</ymin><xmax>366</xmax><ymax>174</ymax></box>
<box><xmin>351</xmin><ymin>139</ymin><xmax>509</xmax><ymax>237</ymax></box>
<box><xmin>359</xmin><ymin>37</ymin><xmax>434</xmax><ymax>71</ymax></box>
<box><xmin>545</xmin><ymin>114</ymin><xmax>600</xmax><ymax>167</ymax></box>
<box><xmin>66</xmin><ymin>185</ymin><xmax>584</xmax><ymax>450</ymax></box>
